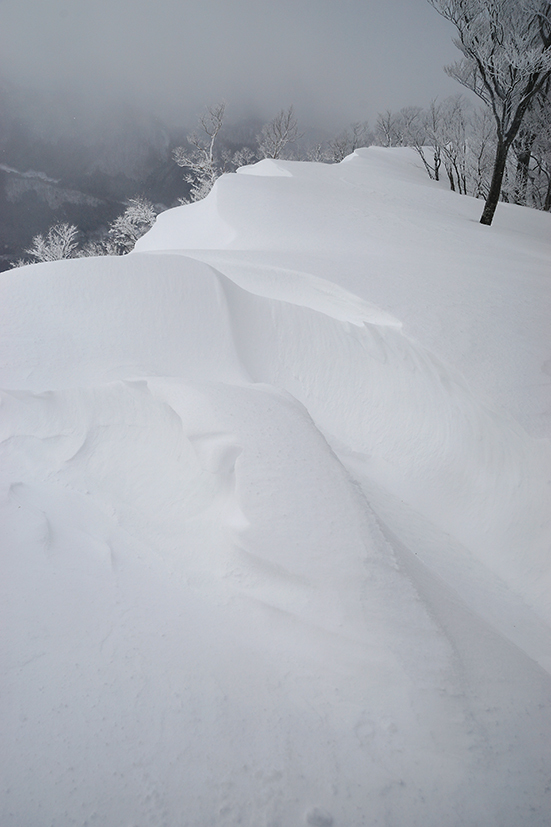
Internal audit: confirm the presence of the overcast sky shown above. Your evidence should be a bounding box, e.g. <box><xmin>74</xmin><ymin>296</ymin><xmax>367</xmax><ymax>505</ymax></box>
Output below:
<box><xmin>0</xmin><ymin>0</ymin><xmax>462</xmax><ymax>132</ymax></box>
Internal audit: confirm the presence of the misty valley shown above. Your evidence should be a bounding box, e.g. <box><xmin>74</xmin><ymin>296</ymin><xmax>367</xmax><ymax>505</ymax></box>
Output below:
<box><xmin>2</xmin><ymin>62</ymin><xmax>551</xmax><ymax>270</ymax></box>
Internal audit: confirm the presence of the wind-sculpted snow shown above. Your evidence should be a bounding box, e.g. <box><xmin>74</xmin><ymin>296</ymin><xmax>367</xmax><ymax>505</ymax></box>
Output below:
<box><xmin>0</xmin><ymin>253</ymin><xmax>247</xmax><ymax>389</ymax></box>
<box><xmin>2</xmin><ymin>149</ymin><xmax>551</xmax><ymax>827</ymax></box>
<box><xmin>136</xmin><ymin>147</ymin><xmax>551</xmax><ymax>439</ymax></box>
<box><xmin>217</xmin><ymin>274</ymin><xmax>551</xmax><ymax>629</ymax></box>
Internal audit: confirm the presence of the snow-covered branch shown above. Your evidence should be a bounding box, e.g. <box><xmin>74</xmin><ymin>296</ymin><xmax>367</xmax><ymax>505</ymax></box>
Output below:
<box><xmin>257</xmin><ymin>106</ymin><xmax>302</xmax><ymax>160</ymax></box>
<box><xmin>428</xmin><ymin>0</ymin><xmax>551</xmax><ymax>222</ymax></box>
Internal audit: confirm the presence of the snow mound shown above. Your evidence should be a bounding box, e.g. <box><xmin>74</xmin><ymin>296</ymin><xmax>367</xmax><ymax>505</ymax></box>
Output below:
<box><xmin>0</xmin><ymin>253</ymin><xmax>245</xmax><ymax>388</ymax></box>
<box><xmin>137</xmin><ymin>146</ymin><xmax>551</xmax><ymax>437</ymax></box>
<box><xmin>2</xmin><ymin>148</ymin><xmax>551</xmax><ymax>827</ymax></box>
<box><xmin>237</xmin><ymin>157</ymin><xmax>294</xmax><ymax>176</ymax></box>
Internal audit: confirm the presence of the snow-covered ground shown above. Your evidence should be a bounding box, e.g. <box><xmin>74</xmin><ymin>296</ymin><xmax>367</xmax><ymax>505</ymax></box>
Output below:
<box><xmin>1</xmin><ymin>147</ymin><xmax>551</xmax><ymax>826</ymax></box>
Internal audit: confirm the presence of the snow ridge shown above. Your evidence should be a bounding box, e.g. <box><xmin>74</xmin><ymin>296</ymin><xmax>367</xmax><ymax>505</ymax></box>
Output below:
<box><xmin>2</xmin><ymin>148</ymin><xmax>551</xmax><ymax>827</ymax></box>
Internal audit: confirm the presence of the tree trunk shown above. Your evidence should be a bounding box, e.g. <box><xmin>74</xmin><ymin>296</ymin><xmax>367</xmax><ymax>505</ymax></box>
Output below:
<box><xmin>544</xmin><ymin>175</ymin><xmax>551</xmax><ymax>212</ymax></box>
<box><xmin>445</xmin><ymin>163</ymin><xmax>456</xmax><ymax>191</ymax></box>
<box><xmin>480</xmin><ymin>139</ymin><xmax>510</xmax><ymax>226</ymax></box>
<box><xmin>513</xmin><ymin>131</ymin><xmax>536</xmax><ymax>205</ymax></box>
<box><xmin>514</xmin><ymin>148</ymin><xmax>531</xmax><ymax>203</ymax></box>
<box><xmin>433</xmin><ymin>148</ymin><xmax>441</xmax><ymax>181</ymax></box>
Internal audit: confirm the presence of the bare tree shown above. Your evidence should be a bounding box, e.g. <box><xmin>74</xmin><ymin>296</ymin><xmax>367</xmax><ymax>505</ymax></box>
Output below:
<box><xmin>428</xmin><ymin>0</ymin><xmax>551</xmax><ymax>224</ymax></box>
<box><xmin>443</xmin><ymin>97</ymin><xmax>470</xmax><ymax>192</ymax></box>
<box><xmin>173</xmin><ymin>102</ymin><xmax>226</xmax><ymax>201</ymax></box>
<box><xmin>374</xmin><ymin>105</ymin><xmax>443</xmax><ymax>179</ymax></box>
<box><xmin>306</xmin><ymin>142</ymin><xmax>328</xmax><ymax>162</ymax></box>
<box><xmin>374</xmin><ymin>96</ymin><xmax>502</xmax><ymax>200</ymax></box>
<box><xmin>326</xmin><ymin>121</ymin><xmax>372</xmax><ymax>162</ymax></box>
<box><xmin>399</xmin><ymin>106</ymin><xmax>425</xmax><ymax>141</ymax></box>
<box><xmin>257</xmin><ymin>106</ymin><xmax>302</xmax><ymax>159</ymax></box>
<box><xmin>374</xmin><ymin>110</ymin><xmax>403</xmax><ymax>147</ymax></box>
<box><xmin>427</xmin><ymin>96</ymin><xmax>471</xmax><ymax>192</ymax></box>
<box><xmin>398</xmin><ymin>104</ymin><xmax>444</xmax><ymax>180</ymax></box>
<box><xmin>221</xmin><ymin>145</ymin><xmax>258</xmax><ymax>171</ymax></box>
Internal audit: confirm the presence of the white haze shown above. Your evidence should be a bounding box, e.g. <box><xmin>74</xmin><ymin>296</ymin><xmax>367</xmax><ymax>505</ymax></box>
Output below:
<box><xmin>0</xmin><ymin>0</ymin><xmax>462</xmax><ymax>132</ymax></box>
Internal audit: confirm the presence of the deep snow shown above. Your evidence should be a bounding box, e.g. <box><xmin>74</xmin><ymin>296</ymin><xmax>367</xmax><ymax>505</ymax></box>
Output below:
<box><xmin>1</xmin><ymin>148</ymin><xmax>551</xmax><ymax>826</ymax></box>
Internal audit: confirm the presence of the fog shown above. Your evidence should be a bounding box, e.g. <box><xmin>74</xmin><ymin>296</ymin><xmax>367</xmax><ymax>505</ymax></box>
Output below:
<box><xmin>0</xmin><ymin>0</ymin><xmax>461</xmax><ymax>135</ymax></box>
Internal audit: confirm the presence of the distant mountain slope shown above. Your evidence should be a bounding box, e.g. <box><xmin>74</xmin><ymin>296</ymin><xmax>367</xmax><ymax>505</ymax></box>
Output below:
<box><xmin>0</xmin><ymin>84</ymin><xmax>186</xmax><ymax>267</ymax></box>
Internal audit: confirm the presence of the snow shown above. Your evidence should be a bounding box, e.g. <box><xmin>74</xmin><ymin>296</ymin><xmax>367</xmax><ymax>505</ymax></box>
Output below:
<box><xmin>0</xmin><ymin>162</ymin><xmax>60</xmax><ymax>183</ymax></box>
<box><xmin>2</xmin><ymin>147</ymin><xmax>551</xmax><ymax>826</ymax></box>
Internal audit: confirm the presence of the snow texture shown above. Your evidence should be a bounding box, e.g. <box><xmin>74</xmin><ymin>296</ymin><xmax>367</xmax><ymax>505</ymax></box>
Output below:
<box><xmin>1</xmin><ymin>148</ymin><xmax>551</xmax><ymax>826</ymax></box>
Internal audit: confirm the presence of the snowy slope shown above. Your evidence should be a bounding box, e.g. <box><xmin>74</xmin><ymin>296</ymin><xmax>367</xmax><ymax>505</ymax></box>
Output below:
<box><xmin>1</xmin><ymin>148</ymin><xmax>551</xmax><ymax>827</ymax></box>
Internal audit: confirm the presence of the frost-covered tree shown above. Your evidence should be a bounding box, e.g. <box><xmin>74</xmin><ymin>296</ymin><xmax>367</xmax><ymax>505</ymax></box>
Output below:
<box><xmin>527</xmin><ymin>88</ymin><xmax>551</xmax><ymax>208</ymax></box>
<box><xmin>257</xmin><ymin>106</ymin><xmax>302</xmax><ymax>159</ymax></box>
<box><xmin>428</xmin><ymin>0</ymin><xmax>551</xmax><ymax>224</ymax></box>
<box><xmin>77</xmin><ymin>197</ymin><xmax>157</xmax><ymax>257</ymax></box>
<box><xmin>12</xmin><ymin>198</ymin><xmax>158</xmax><ymax>267</ymax></box>
<box><xmin>511</xmin><ymin>80</ymin><xmax>551</xmax><ymax>206</ymax></box>
<box><xmin>105</xmin><ymin>196</ymin><xmax>157</xmax><ymax>254</ymax></box>
<box><xmin>173</xmin><ymin>102</ymin><xmax>226</xmax><ymax>202</ymax></box>
<box><xmin>467</xmin><ymin>105</ymin><xmax>498</xmax><ymax>198</ymax></box>
<box><xmin>18</xmin><ymin>222</ymin><xmax>80</xmax><ymax>265</ymax></box>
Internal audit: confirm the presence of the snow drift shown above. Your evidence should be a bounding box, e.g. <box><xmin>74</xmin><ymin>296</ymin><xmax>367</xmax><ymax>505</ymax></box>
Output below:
<box><xmin>1</xmin><ymin>148</ymin><xmax>551</xmax><ymax>826</ymax></box>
